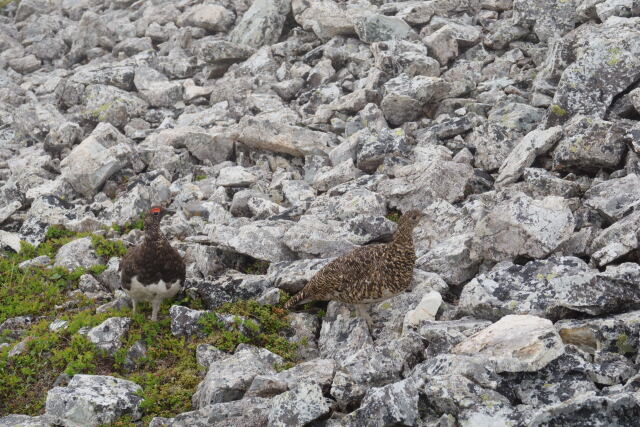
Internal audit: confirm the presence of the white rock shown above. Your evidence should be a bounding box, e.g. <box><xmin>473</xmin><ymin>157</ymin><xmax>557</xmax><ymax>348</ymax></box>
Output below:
<box><xmin>453</xmin><ymin>315</ymin><xmax>565</xmax><ymax>373</ymax></box>
<box><xmin>402</xmin><ymin>291</ymin><xmax>443</xmax><ymax>333</ymax></box>
<box><xmin>46</xmin><ymin>375</ymin><xmax>143</xmax><ymax>426</ymax></box>
<box><xmin>54</xmin><ymin>237</ymin><xmax>101</xmax><ymax>270</ymax></box>
<box><xmin>85</xmin><ymin>317</ymin><xmax>131</xmax><ymax>355</ymax></box>
<box><xmin>267</xmin><ymin>382</ymin><xmax>331</xmax><ymax>426</ymax></box>
<box><xmin>217</xmin><ymin>166</ymin><xmax>258</xmax><ymax>187</ymax></box>
<box><xmin>60</xmin><ymin>123</ymin><xmax>136</xmax><ymax>197</ymax></box>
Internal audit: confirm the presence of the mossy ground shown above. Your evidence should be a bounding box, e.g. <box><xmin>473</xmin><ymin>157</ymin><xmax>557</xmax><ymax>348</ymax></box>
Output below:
<box><xmin>0</xmin><ymin>227</ymin><xmax>299</xmax><ymax>423</ymax></box>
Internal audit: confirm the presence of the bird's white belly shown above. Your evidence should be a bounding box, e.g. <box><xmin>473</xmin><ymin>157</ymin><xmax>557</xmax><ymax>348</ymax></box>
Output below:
<box><xmin>124</xmin><ymin>276</ymin><xmax>182</xmax><ymax>302</ymax></box>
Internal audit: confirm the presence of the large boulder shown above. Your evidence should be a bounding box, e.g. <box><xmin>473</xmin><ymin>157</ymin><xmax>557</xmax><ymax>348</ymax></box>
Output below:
<box><xmin>46</xmin><ymin>375</ymin><xmax>143</xmax><ymax>426</ymax></box>
<box><xmin>472</xmin><ymin>194</ymin><xmax>575</xmax><ymax>261</ymax></box>
<box><xmin>60</xmin><ymin>123</ymin><xmax>139</xmax><ymax>197</ymax></box>
<box><xmin>192</xmin><ymin>345</ymin><xmax>283</xmax><ymax>408</ymax></box>
<box><xmin>459</xmin><ymin>257</ymin><xmax>640</xmax><ymax>321</ymax></box>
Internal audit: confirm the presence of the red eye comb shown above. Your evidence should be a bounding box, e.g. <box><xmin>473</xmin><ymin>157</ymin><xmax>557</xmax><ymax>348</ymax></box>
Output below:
<box><xmin>150</xmin><ymin>207</ymin><xmax>161</xmax><ymax>213</ymax></box>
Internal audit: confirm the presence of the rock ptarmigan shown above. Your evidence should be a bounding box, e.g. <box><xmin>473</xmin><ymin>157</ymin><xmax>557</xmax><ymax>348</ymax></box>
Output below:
<box><xmin>119</xmin><ymin>206</ymin><xmax>186</xmax><ymax>321</ymax></box>
<box><xmin>284</xmin><ymin>210</ymin><xmax>423</xmax><ymax>325</ymax></box>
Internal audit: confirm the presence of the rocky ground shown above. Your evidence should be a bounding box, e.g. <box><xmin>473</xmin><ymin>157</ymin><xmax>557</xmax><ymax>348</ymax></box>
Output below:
<box><xmin>2</xmin><ymin>0</ymin><xmax>640</xmax><ymax>425</ymax></box>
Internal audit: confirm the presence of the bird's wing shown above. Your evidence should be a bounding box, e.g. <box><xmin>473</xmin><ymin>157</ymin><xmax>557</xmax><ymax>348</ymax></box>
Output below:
<box><xmin>302</xmin><ymin>244</ymin><xmax>385</xmax><ymax>298</ymax></box>
<box><xmin>118</xmin><ymin>246</ymin><xmax>142</xmax><ymax>290</ymax></box>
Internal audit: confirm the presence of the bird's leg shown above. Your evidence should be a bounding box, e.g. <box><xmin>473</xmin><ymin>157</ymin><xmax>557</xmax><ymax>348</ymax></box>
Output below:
<box><xmin>131</xmin><ymin>299</ymin><xmax>137</xmax><ymax>315</ymax></box>
<box><xmin>151</xmin><ymin>299</ymin><xmax>161</xmax><ymax>321</ymax></box>
<box><xmin>354</xmin><ymin>304</ymin><xmax>373</xmax><ymax>330</ymax></box>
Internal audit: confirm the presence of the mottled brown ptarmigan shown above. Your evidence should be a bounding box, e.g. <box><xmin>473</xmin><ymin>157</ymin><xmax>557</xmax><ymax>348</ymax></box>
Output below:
<box><xmin>284</xmin><ymin>210</ymin><xmax>423</xmax><ymax>325</ymax></box>
<box><xmin>119</xmin><ymin>206</ymin><xmax>186</xmax><ymax>321</ymax></box>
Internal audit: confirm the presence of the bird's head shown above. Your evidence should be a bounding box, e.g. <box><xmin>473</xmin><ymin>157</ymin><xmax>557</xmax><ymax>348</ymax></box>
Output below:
<box><xmin>398</xmin><ymin>209</ymin><xmax>424</xmax><ymax>229</ymax></box>
<box><xmin>144</xmin><ymin>205</ymin><xmax>174</xmax><ymax>233</ymax></box>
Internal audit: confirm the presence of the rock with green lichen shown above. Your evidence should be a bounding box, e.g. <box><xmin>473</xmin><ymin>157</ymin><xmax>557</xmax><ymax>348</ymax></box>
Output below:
<box><xmin>552</xmin><ymin>115</ymin><xmax>627</xmax><ymax>172</ymax></box>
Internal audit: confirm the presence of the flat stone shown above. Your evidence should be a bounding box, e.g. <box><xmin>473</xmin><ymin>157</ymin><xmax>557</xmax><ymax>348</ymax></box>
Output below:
<box><xmin>453</xmin><ymin>315</ymin><xmax>565</xmax><ymax>373</ymax></box>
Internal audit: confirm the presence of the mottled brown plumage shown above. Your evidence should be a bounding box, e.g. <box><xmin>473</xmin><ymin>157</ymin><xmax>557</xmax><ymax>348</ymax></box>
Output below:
<box><xmin>119</xmin><ymin>206</ymin><xmax>186</xmax><ymax>321</ymax></box>
<box><xmin>285</xmin><ymin>210</ymin><xmax>423</xmax><ymax>320</ymax></box>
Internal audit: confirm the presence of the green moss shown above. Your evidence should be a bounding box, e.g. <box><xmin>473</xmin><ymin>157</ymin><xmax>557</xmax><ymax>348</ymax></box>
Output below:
<box><xmin>45</xmin><ymin>225</ymin><xmax>78</xmax><ymax>240</ymax></box>
<box><xmin>0</xmin><ymin>0</ymin><xmax>17</xmax><ymax>8</ymax></box>
<box><xmin>616</xmin><ymin>334</ymin><xmax>635</xmax><ymax>356</ymax></box>
<box><xmin>385</xmin><ymin>211</ymin><xmax>401</xmax><ymax>223</ymax></box>
<box><xmin>275</xmin><ymin>362</ymin><xmax>295</xmax><ymax>372</ymax></box>
<box><xmin>199</xmin><ymin>299</ymin><xmax>298</xmax><ymax>361</ymax></box>
<box><xmin>112</xmin><ymin>215</ymin><xmax>145</xmax><ymax>235</ymax></box>
<box><xmin>550</xmin><ymin>104</ymin><xmax>568</xmax><ymax>117</ymax></box>
<box><xmin>91</xmin><ymin>235</ymin><xmax>127</xmax><ymax>259</ymax></box>
<box><xmin>1</xmin><ymin>230</ymin><xmax>300</xmax><ymax>421</ymax></box>
<box><xmin>607</xmin><ymin>47</ymin><xmax>622</xmax><ymax>66</ymax></box>
<box><xmin>241</xmin><ymin>259</ymin><xmax>270</xmax><ymax>275</ymax></box>
<box><xmin>194</xmin><ymin>174</ymin><xmax>207</xmax><ymax>181</ymax></box>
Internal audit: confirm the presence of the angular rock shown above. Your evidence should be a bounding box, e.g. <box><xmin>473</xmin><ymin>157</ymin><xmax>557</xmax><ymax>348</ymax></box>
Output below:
<box><xmin>296</xmin><ymin>0</ymin><xmax>355</xmax><ymax>40</ymax></box>
<box><xmin>192</xmin><ymin>345</ymin><xmax>283</xmax><ymax>408</ymax></box>
<box><xmin>423</xmin><ymin>27</ymin><xmax>458</xmax><ymax>65</ymax></box>
<box><xmin>207</xmin><ymin>220</ymin><xmax>295</xmax><ymax>262</ymax></box>
<box><xmin>330</xmin><ymin>334</ymin><xmax>424</xmax><ymax>409</ymax></box>
<box><xmin>547</xmin><ymin>20</ymin><xmax>640</xmax><ymax>126</ymax></box>
<box><xmin>371</xmin><ymin>39</ymin><xmax>440</xmax><ymax>78</ymax></box>
<box><xmin>267</xmin><ymin>382</ymin><xmax>331</xmax><ymax>426</ymax></box>
<box><xmin>378</xmin><ymin>159</ymin><xmax>474</xmax><ymax>211</ymax></box>
<box><xmin>236</xmin><ymin>117</ymin><xmax>334</xmax><ymax>158</ymax></box>
<box><xmin>186</xmin><ymin>272</ymin><xmax>272</xmax><ymax>309</ymax></box>
<box><xmin>496</xmin><ymin>126</ymin><xmax>563</xmax><ymax>186</ymax></box>
<box><xmin>178</xmin><ymin>4</ymin><xmax>235</xmax><ymax>32</ymax></box>
<box><xmin>459</xmin><ymin>257</ymin><xmax>640</xmax><ymax>321</ymax></box>
<box><xmin>54</xmin><ymin>237</ymin><xmax>101</xmax><ymax>270</ymax></box>
<box><xmin>453</xmin><ymin>314</ymin><xmax>565</xmax><ymax>373</ymax></box>
<box><xmin>353</xmin><ymin>13</ymin><xmax>413</xmax><ymax>43</ymax></box>
<box><xmin>416</xmin><ymin>233</ymin><xmax>478</xmax><ymax>286</ymax></box>
<box><xmin>268</xmin><ymin>258</ymin><xmax>333</xmax><ymax>294</ymax></box>
<box><xmin>354</xmin><ymin>128</ymin><xmax>410</xmax><ymax>174</ymax></box>
<box><xmin>344</xmin><ymin>378</ymin><xmax>420</xmax><ymax>426</ymax></box>
<box><xmin>170</xmin><ymin>305</ymin><xmax>209</xmax><ymax>337</ymax></box>
<box><xmin>552</xmin><ymin>116</ymin><xmax>628</xmax><ymax>172</ymax></box>
<box><xmin>46</xmin><ymin>375</ymin><xmax>142</xmax><ymax>426</ymax></box>
<box><xmin>584</xmin><ymin>174</ymin><xmax>640</xmax><ymax>222</ymax></box>
<box><xmin>195</xmin><ymin>38</ymin><xmax>255</xmax><ymax>76</ymax></box>
<box><xmin>60</xmin><ymin>123</ymin><xmax>137</xmax><ymax>197</ymax></box>
<box><xmin>85</xmin><ymin>317</ymin><xmax>131</xmax><ymax>355</ymax></box>
<box><xmin>229</xmin><ymin>0</ymin><xmax>291</xmax><ymax>48</ymax></box>
<box><xmin>472</xmin><ymin>193</ymin><xmax>575</xmax><ymax>261</ymax></box>
<box><xmin>528</xmin><ymin>392</ymin><xmax>640</xmax><ymax>426</ymax></box>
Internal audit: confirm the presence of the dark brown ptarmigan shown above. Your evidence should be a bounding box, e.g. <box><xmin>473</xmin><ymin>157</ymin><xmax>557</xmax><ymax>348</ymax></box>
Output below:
<box><xmin>119</xmin><ymin>206</ymin><xmax>186</xmax><ymax>321</ymax></box>
<box><xmin>284</xmin><ymin>210</ymin><xmax>423</xmax><ymax>323</ymax></box>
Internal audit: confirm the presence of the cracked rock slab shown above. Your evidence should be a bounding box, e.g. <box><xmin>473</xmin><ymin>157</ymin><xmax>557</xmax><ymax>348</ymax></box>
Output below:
<box><xmin>453</xmin><ymin>315</ymin><xmax>564</xmax><ymax>373</ymax></box>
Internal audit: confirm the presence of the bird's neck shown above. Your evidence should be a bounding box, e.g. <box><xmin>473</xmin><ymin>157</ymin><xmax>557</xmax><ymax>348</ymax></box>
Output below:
<box><xmin>390</xmin><ymin>222</ymin><xmax>415</xmax><ymax>254</ymax></box>
<box><xmin>144</xmin><ymin>226</ymin><xmax>166</xmax><ymax>245</ymax></box>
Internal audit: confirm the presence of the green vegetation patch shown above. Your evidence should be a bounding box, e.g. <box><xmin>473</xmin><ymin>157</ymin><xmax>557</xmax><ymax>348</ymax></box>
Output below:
<box><xmin>1</xmin><ymin>225</ymin><xmax>300</xmax><ymax>422</ymax></box>
<box><xmin>385</xmin><ymin>210</ymin><xmax>401</xmax><ymax>223</ymax></box>
<box><xmin>199</xmin><ymin>298</ymin><xmax>298</xmax><ymax>361</ymax></box>
<box><xmin>550</xmin><ymin>104</ymin><xmax>568</xmax><ymax>117</ymax></box>
<box><xmin>111</xmin><ymin>214</ymin><xmax>145</xmax><ymax>235</ymax></box>
<box><xmin>241</xmin><ymin>258</ymin><xmax>270</xmax><ymax>275</ymax></box>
